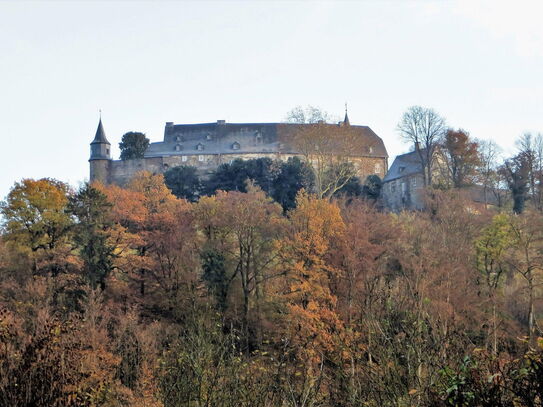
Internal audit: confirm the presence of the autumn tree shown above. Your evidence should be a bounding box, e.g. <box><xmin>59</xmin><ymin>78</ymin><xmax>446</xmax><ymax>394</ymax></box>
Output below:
<box><xmin>0</xmin><ymin>178</ymin><xmax>74</xmax><ymax>275</ymax></box>
<box><xmin>506</xmin><ymin>211</ymin><xmax>543</xmax><ymax>347</ymax></box>
<box><xmin>475</xmin><ymin>213</ymin><xmax>512</xmax><ymax>354</ymax></box>
<box><xmin>127</xmin><ymin>171</ymin><xmax>200</xmax><ymax>310</ymax></box>
<box><xmin>397</xmin><ymin>106</ymin><xmax>447</xmax><ymax>186</ymax></box>
<box><xmin>195</xmin><ymin>184</ymin><xmax>285</xmax><ymax>349</ymax></box>
<box><xmin>119</xmin><ymin>131</ymin><xmax>150</xmax><ymax>160</ymax></box>
<box><xmin>438</xmin><ymin>128</ymin><xmax>481</xmax><ymax>188</ymax></box>
<box><xmin>276</xmin><ymin>191</ymin><xmax>346</xmax><ymax>364</ymax></box>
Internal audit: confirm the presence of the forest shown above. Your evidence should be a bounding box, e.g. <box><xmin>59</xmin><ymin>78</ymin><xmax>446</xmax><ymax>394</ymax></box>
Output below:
<box><xmin>0</xmin><ymin>167</ymin><xmax>542</xmax><ymax>406</ymax></box>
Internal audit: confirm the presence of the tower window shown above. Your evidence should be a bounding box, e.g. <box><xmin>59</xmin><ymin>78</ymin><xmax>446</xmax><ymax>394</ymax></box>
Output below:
<box><xmin>106</xmin><ymin>148</ymin><xmax>110</xmax><ymax>155</ymax></box>
<box><xmin>374</xmin><ymin>163</ymin><xmax>381</xmax><ymax>174</ymax></box>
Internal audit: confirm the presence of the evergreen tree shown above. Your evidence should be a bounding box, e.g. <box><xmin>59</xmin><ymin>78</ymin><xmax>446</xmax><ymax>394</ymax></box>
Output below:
<box><xmin>164</xmin><ymin>165</ymin><xmax>202</xmax><ymax>202</ymax></box>
<box><xmin>119</xmin><ymin>132</ymin><xmax>150</xmax><ymax>160</ymax></box>
<box><xmin>68</xmin><ymin>183</ymin><xmax>115</xmax><ymax>290</ymax></box>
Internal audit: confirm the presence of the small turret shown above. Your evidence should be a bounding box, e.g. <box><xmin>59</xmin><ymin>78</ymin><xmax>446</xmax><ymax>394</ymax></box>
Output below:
<box><xmin>343</xmin><ymin>103</ymin><xmax>350</xmax><ymax>126</ymax></box>
<box><xmin>90</xmin><ymin>118</ymin><xmax>111</xmax><ymax>160</ymax></box>
<box><xmin>89</xmin><ymin>117</ymin><xmax>112</xmax><ymax>183</ymax></box>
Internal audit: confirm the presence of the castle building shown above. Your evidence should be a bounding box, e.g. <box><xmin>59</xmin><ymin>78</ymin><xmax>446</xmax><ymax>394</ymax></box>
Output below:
<box><xmin>89</xmin><ymin>115</ymin><xmax>388</xmax><ymax>187</ymax></box>
<box><xmin>382</xmin><ymin>148</ymin><xmax>503</xmax><ymax>212</ymax></box>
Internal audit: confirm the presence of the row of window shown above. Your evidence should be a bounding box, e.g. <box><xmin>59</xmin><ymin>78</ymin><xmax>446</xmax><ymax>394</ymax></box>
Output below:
<box><xmin>174</xmin><ymin>142</ymin><xmax>240</xmax><ymax>152</ymax></box>
<box><xmin>385</xmin><ymin>177</ymin><xmax>418</xmax><ymax>194</ymax></box>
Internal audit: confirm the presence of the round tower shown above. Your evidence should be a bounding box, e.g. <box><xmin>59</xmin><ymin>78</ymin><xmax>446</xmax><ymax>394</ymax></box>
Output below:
<box><xmin>89</xmin><ymin>117</ymin><xmax>112</xmax><ymax>184</ymax></box>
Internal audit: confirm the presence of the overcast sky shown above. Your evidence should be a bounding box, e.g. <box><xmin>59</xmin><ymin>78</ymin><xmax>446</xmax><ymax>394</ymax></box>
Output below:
<box><xmin>1</xmin><ymin>0</ymin><xmax>542</xmax><ymax>199</ymax></box>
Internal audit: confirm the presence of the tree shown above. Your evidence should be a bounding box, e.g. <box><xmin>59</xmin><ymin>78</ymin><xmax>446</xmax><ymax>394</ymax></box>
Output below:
<box><xmin>276</xmin><ymin>191</ymin><xmax>346</xmax><ymax>363</ymax></box>
<box><xmin>516</xmin><ymin>133</ymin><xmax>543</xmax><ymax>211</ymax></box>
<box><xmin>397</xmin><ymin>106</ymin><xmax>447</xmax><ymax>186</ymax></box>
<box><xmin>361</xmin><ymin>174</ymin><xmax>382</xmax><ymax>201</ymax></box>
<box><xmin>164</xmin><ymin>165</ymin><xmax>202</xmax><ymax>202</ymax></box>
<box><xmin>196</xmin><ymin>184</ymin><xmax>285</xmax><ymax>349</ymax></box>
<box><xmin>0</xmin><ymin>178</ymin><xmax>73</xmax><ymax>275</ymax></box>
<box><xmin>438</xmin><ymin>129</ymin><xmax>481</xmax><ymax>188</ymax></box>
<box><xmin>270</xmin><ymin>157</ymin><xmax>315</xmax><ymax>212</ymax></box>
<box><xmin>119</xmin><ymin>132</ymin><xmax>150</xmax><ymax>160</ymax></box>
<box><xmin>284</xmin><ymin>105</ymin><xmax>337</xmax><ymax>124</ymax></box>
<box><xmin>478</xmin><ymin>140</ymin><xmax>503</xmax><ymax>208</ymax></box>
<box><xmin>68</xmin><ymin>183</ymin><xmax>116</xmax><ymax>290</ymax></box>
<box><xmin>500</xmin><ymin>151</ymin><xmax>531</xmax><ymax>214</ymax></box>
<box><xmin>204</xmin><ymin>158</ymin><xmax>278</xmax><ymax>196</ymax></box>
<box><xmin>475</xmin><ymin>213</ymin><xmax>512</xmax><ymax>354</ymax></box>
<box><xmin>288</xmin><ymin>122</ymin><xmax>362</xmax><ymax>199</ymax></box>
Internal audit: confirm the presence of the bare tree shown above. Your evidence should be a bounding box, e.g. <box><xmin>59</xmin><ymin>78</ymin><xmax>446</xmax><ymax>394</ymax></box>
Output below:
<box><xmin>284</xmin><ymin>106</ymin><xmax>359</xmax><ymax>199</ymax></box>
<box><xmin>397</xmin><ymin>106</ymin><xmax>447</xmax><ymax>186</ymax></box>
<box><xmin>284</xmin><ymin>105</ymin><xmax>338</xmax><ymax>124</ymax></box>
<box><xmin>478</xmin><ymin>139</ymin><xmax>503</xmax><ymax>207</ymax></box>
<box><xmin>516</xmin><ymin>133</ymin><xmax>543</xmax><ymax>211</ymax></box>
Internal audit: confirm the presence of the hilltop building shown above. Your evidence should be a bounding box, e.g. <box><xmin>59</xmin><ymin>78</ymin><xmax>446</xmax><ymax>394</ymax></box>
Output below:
<box><xmin>382</xmin><ymin>148</ymin><xmax>503</xmax><ymax>212</ymax></box>
<box><xmin>89</xmin><ymin>115</ymin><xmax>389</xmax><ymax>186</ymax></box>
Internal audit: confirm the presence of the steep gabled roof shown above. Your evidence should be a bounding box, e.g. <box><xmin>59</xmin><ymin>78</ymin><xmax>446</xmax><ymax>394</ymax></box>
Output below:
<box><xmin>91</xmin><ymin>118</ymin><xmax>110</xmax><ymax>145</ymax></box>
<box><xmin>383</xmin><ymin>149</ymin><xmax>423</xmax><ymax>182</ymax></box>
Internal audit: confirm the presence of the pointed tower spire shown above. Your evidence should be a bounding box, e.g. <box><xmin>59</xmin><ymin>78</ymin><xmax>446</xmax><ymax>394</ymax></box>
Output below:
<box><xmin>89</xmin><ymin>114</ymin><xmax>112</xmax><ymax>184</ymax></box>
<box><xmin>92</xmin><ymin>117</ymin><xmax>110</xmax><ymax>145</ymax></box>
<box><xmin>90</xmin><ymin>115</ymin><xmax>111</xmax><ymax>160</ymax></box>
<box><xmin>344</xmin><ymin>102</ymin><xmax>350</xmax><ymax>126</ymax></box>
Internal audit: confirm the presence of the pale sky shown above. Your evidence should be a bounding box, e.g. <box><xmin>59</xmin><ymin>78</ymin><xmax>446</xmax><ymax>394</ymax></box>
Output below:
<box><xmin>1</xmin><ymin>0</ymin><xmax>542</xmax><ymax>199</ymax></box>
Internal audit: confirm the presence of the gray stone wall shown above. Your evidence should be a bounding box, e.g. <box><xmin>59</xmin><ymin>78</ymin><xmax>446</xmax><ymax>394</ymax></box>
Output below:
<box><xmin>382</xmin><ymin>174</ymin><xmax>425</xmax><ymax>212</ymax></box>
<box><xmin>103</xmin><ymin>152</ymin><xmax>387</xmax><ymax>187</ymax></box>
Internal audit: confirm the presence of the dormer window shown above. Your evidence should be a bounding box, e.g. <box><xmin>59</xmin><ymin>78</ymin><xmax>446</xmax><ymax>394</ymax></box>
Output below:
<box><xmin>399</xmin><ymin>166</ymin><xmax>405</xmax><ymax>173</ymax></box>
<box><xmin>232</xmin><ymin>141</ymin><xmax>240</xmax><ymax>150</ymax></box>
<box><xmin>175</xmin><ymin>135</ymin><xmax>182</xmax><ymax>142</ymax></box>
<box><xmin>206</xmin><ymin>133</ymin><xmax>212</xmax><ymax>141</ymax></box>
<box><xmin>196</xmin><ymin>143</ymin><xmax>204</xmax><ymax>151</ymax></box>
<box><xmin>175</xmin><ymin>144</ymin><xmax>182</xmax><ymax>152</ymax></box>
<box><xmin>368</xmin><ymin>146</ymin><xmax>374</xmax><ymax>154</ymax></box>
<box><xmin>254</xmin><ymin>132</ymin><xmax>262</xmax><ymax>144</ymax></box>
